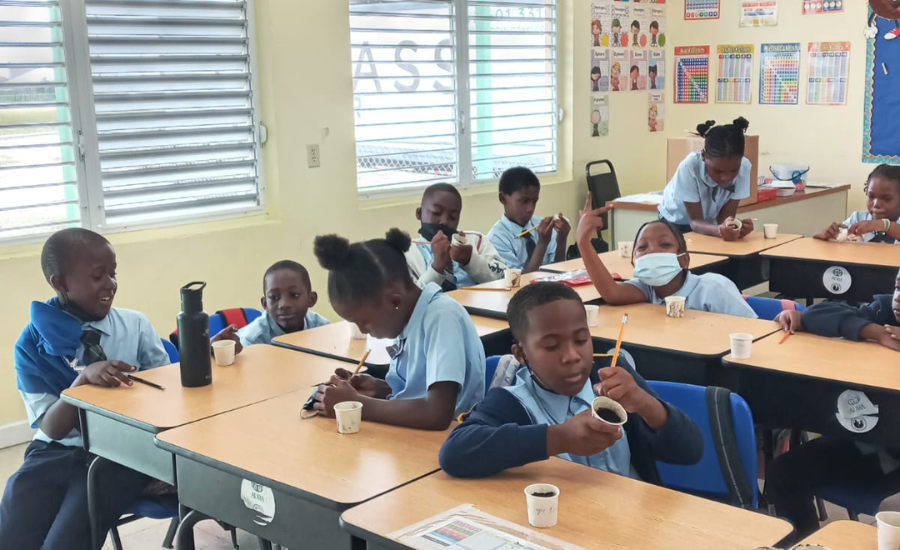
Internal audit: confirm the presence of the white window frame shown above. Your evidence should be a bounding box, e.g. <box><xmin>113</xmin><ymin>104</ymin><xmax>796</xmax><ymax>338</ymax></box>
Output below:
<box><xmin>351</xmin><ymin>0</ymin><xmax>560</xmax><ymax>200</ymax></box>
<box><xmin>2</xmin><ymin>0</ymin><xmax>266</xmax><ymax>247</ymax></box>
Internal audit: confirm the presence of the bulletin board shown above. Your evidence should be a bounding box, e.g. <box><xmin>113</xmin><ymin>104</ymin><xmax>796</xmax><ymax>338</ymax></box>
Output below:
<box><xmin>863</xmin><ymin>9</ymin><xmax>900</xmax><ymax>163</ymax></box>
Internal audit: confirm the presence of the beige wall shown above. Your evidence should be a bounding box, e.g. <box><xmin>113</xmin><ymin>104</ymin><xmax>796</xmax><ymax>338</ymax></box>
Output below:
<box><xmin>0</xmin><ymin>0</ymin><xmax>871</xmax><ymax>428</ymax></box>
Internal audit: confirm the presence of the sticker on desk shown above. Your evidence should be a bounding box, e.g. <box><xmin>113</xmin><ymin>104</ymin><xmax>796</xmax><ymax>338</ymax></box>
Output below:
<box><xmin>240</xmin><ymin>480</ymin><xmax>275</xmax><ymax>525</ymax></box>
<box><xmin>823</xmin><ymin>266</ymin><xmax>852</xmax><ymax>295</ymax></box>
<box><xmin>835</xmin><ymin>390</ymin><xmax>879</xmax><ymax>434</ymax></box>
<box><xmin>390</xmin><ymin>504</ymin><xmax>588</xmax><ymax>550</ymax></box>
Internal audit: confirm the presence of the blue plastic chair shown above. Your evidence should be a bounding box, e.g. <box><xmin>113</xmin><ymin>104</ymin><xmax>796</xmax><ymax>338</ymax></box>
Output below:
<box><xmin>485</xmin><ymin>355</ymin><xmax>502</xmax><ymax>394</ymax></box>
<box><xmin>744</xmin><ymin>296</ymin><xmax>805</xmax><ymax>321</ymax></box>
<box><xmin>160</xmin><ymin>339</ymin><xmax>179</xmax><ymax>364</ymax></box>
<box><xmin>818</xmin><ymin>467</ymin><xmax>900</xmax><ymax>520</ymax></box>
<box><xmin>648</xmin><ymin>381</ymin><xmax>759</xmax><ymax>509</ymax></box>
<box><xmin>110</xmin><ymin>497</ymin><xmax>179</xmax><ymax>550</ymax></box>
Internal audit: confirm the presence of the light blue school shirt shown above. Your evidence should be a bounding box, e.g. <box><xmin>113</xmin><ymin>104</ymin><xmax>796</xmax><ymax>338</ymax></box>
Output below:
<box><xmin>658</xmin><ymin>152</ymin><xmax>752</xmax><ymax>226</ymax></box>
<box><xmin>504</xmin><ymin>368</ymin><xmax>637</xmax><ymax>478</ymax></box>
<box><xmin>386</xmin><ymin>283</ymin><xmax>485</xmax><ymax>415</ymax></box>
<box><xmin>843</xmin><ymin>211</ymin><xmax>900</xmax><ymax>244</ymax></box>
<box><xmin>21</xmin><ymin>307</ymin><xmax>170</xmax><ymax>448</ymax></box>
<box><xmin>487</xmin><ymin>215</ymin><xmax>559</xmax><ymax>270</ymax></box>
<box><xmin>237</xmin><ymin>310</ymin><xmax>330</xmax><ymax>346</ymax></box>
<box><xmin>626</xmin><ymin>271</ymin><xmax>758</xmax><ymax>319</ymax></box>
<box><xmin>414</xmin><ymin>241</ymin><xmax>477</xmax><ymax>288</ymax></box>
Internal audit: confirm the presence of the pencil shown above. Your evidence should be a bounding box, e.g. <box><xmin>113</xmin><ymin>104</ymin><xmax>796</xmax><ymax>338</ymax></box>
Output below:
<box><xmin>459</xmin><ymin>287</ymin><xmax>511</xmax><ymax>292</ymax></box>
<box><xmin>779</xmin><ymin>331</ymin><xmax>792</xmax><ymax>344</ymax></box>
<box><xmin>593</xmin><ymin>353</ymin><xmax>613</xmax><ymax>357</ymax></box>
<box><xmin>609</xmin><ymin>314</ymin><xmax>628</xmax><ymax>369</ymax></box>
<box><xmin>352</xmin><ymin>350</ymin><xmax>371</xmax><ymax>376</ymax></box>
<box><xmin>517</xmin><ymin>225</ymin><xmax>539</xmax><ymax>238</ymax></box>
<box><xmin>128</xmin><ymin>375</ymin><xmax>165</xmax><ymax>391</ymax></box>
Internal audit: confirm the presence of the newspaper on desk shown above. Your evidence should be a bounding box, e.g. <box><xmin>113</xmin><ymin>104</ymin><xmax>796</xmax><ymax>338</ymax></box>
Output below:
<box><xmin>390</xmin><ymin>504</ymin><xmax>589</xmax><ymax>550</ymax></box>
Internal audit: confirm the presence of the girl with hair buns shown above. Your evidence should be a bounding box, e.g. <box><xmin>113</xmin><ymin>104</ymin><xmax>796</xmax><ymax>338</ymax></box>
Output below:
<box><xmin>311</xmin><ymin>228</ymin><xmax>485</xmax><ymax>430</ymax></box>
<box><xmin>657</xmin><ymin>117</ymin><xmax>755</xmax><ymax>240</ymax></box>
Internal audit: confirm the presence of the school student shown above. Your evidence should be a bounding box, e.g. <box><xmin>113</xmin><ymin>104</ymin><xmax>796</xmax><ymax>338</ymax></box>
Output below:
<box><xmin>439</xmin><ymin>282</ymin><xmax>703</xmax><ymax>479</ymax></box>
<box><xmin>0</xmin><ymin>229</ymin><xmax>170</xmax><ymax>550</ymax></box>
<box><xmin>658</xmin><ymin>117</ymin><xmax>755</xmax><ymax>240</ymax></box>
<box><xmin>577</xmin><ymin>208</ymin><xmax>757</xmax><ymax>318</ymax></box>
<box><xmin>405</xmin><ymin>183</ymin><xmax>507</xmax><ymax>290</ymax></box>
<box><xmin>769</xmin><ymin>269</ymin><xmax>900</xmax><ymax>541</ymax></box>
<box><xmin>311</xmin><ymin>229</ymin><xmax>485</xmax><ymax>430</ymax></box>
<box><xmin>776</xmin><ymin>267</ymin><xmax>900</xmax><ymax>351</ymax></box>
<box><xmin>487</xmin><ymin>166</ymin><xmax>570</xmax><ymax>273</ymax></box>
<box><xmin>814</xmin><ymin>164</ymin><xmax>900</xmax><ymax>244</ymax></box>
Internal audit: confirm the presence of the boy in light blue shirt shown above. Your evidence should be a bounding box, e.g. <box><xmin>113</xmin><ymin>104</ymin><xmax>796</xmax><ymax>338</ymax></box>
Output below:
<box><xmin>233</xmin><ymin>260</ymin><xmax>329</xmax><ymax>347</ymax></box>
<box><xmin>658</xmin><ymin>118</ymin><xmax>755</xmax><ymax>240</ymax></box>
<box><xmin>488</xmin><ymin>167</ymin><xmax>570</xmax><ymax>273</ymax></box>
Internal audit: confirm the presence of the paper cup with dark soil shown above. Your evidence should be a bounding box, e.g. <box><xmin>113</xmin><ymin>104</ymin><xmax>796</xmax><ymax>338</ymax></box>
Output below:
<box><xmin>591</xmin><ymin>396</ymin><xmax>627</xmax><ymax>426</ymax></box>
<box><xmin>524</xmin><ymin>483</ymin><xmax>559</xmax><ymax>528</ymax></box>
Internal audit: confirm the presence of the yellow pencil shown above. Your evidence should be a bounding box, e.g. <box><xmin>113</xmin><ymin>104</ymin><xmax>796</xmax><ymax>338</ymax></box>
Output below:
<box><xmin>352</xmin><ymin>350</ymin><xmax>371</xmax><ymax>376</ymax></box>
<box><xmin>517</xmin><ymin>225</ymin><xmax>539</xmax><ymax>238</ymax></box>
<box><xmin>609</xmin><ymin>314</ymin><xmax>628</xmax><ymax>369</ymax></box>
<box><xmin>593</xmin><ymin>354</ymin><xmax>613</xmax><ymax>357</ymax></box>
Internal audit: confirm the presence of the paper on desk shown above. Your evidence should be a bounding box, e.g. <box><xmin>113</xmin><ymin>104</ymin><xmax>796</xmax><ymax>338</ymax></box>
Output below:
<box><xmin>614</xmin><ymin>192</ymin><xmax>663</xmax><ymax>205</ymax></box>
<box><xmin>391</xmin><ymin>504</ymin><xmax>589</xmax><ymax>550</ymax></box>
<box><xmin>804</xmin><ymin>182</ymin><xmax>845</xmax><ymax>189</ymax></box>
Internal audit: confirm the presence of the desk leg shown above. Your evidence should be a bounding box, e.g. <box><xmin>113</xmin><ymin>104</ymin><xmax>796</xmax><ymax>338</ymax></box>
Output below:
<box><xmin>86</xmin><ymin>456</ymin><xmax>110</xmax><ymax>550</ymax></box>
<box><xmin>175</xmin><ymin>509</ymin><xmax>212</xmax><ymax>550</ymax></box>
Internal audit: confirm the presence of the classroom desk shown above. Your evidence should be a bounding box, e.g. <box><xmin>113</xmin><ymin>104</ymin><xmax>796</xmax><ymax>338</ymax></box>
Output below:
<box><xmin>607</xmin><ymin>185</ymin><xmax>850</xmax><ymax>245</ymax></box>
<box><xmin>155</xmin><ymin>391</ymin><xmax>451</xmax><ymax>550</ymax></box>
<box><xmin>61</xmin><ymin>345</ymin><xmax>346</xmax><ymax>549</ymax></box>
<box><xmin>339</xmin><ymin>458</ymin><xmax>794</xmax><ymax>550</ymax></box>
<box><xmin>542</xmin><ymin>250</ymin><xmax>729</xmax><ymax>278</ymax></box>
<box><xmin>682</xmin><ymin>232</ymin><xmax>803</xmax><ymax>289</ymax></box>
<box><xmin>590</xmin><ymin>302</ymin><xmax>779</xmax><ymax>385</ymax></box>
<box><xmin>795</xmin><ymin>520</ymin><xmax>875</xmax><ymax>550</ymax></box>
<box><xmin>447</xmin><ymin>271</ymin><xmax>601</xmax><ymax>320</ymax></box>
<box><xmin>723</xmin><ymin>332</ymin><xmax>900</xmax><ymax>448</ymax></box>
<box><xmin>762</xmin><ymin>238</ymin><xmax>900</xmax><ymax>304</ymax></box>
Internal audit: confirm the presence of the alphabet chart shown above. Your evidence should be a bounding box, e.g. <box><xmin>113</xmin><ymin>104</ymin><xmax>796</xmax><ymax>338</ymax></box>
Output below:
<box><xmin>760</xmin><ymin>43</ymin><xmax>800</xmax><ymax>105</ymax></box>
<box><xmin>807</xmin><ymin>42</ymin><xmax>850</xmax><ymax>105</ymax></box>
<box><xmin>674</xmin><ymin>46</ymin><xmax>709</xmax><ymax>104</ymax></box>
<box><xmin>685</xmin><ymin>0</ymin><xmax>719</xmax><ymax>20</ymax></box>
<box><xmin>716</xmin><ymin>44</ymin><xmax>753</xmax><ymax>104</ymax></box>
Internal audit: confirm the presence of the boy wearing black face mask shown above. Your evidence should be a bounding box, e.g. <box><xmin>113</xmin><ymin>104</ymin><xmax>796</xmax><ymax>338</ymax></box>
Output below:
<box><xmin>405</xmin><ymin>183</ymin><xmax>507</xmax><ymax>291</ymax></box>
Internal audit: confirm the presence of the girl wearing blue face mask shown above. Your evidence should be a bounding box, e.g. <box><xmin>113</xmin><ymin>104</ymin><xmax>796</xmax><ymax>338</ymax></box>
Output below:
<box><xmin>576</xmin><ymin>210</ymin><xmax>757</xmax><ymax>318</ymax></box>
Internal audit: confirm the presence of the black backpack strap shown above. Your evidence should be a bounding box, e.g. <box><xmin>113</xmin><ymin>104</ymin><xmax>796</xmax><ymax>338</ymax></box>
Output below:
<box><xmin>706</xmin><ymin>386</ymin><xmax>754</xmax><ymax>509</ymax></box>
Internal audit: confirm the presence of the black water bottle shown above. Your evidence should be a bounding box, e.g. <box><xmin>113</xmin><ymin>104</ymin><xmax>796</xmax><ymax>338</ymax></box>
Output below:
<box><xmin>178</xmin><ymin>282</ymin><xmax>212</xmax><ymax>387</ymax></box>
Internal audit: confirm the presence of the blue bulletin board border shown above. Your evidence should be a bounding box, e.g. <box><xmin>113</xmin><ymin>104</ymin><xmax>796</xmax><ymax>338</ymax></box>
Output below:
<box><xmin>863</xmin><ymin>9</ymin><xmax>900</xmax><ymax>164</ymax></box>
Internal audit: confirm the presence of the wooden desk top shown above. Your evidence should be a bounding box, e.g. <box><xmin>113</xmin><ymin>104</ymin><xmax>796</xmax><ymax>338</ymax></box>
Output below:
<box><xmin>608</xmin><ymin>185</ymin><xmax>851</xmax><ymax>212</ymax></box>
<box><xmin>795</xmin><ymin>520</ymin><xmax>876</xmax><ymax>550</ymax></box>
<box><xmin>590</xmin><ymin>302</ymin><xmax>779</xmax><ymax>356</ymax></box>
<box><xmin>762</xmin><ymin>237</ymin><xmax>900</xmax><ymax>268</ymax></box>
<box><xmin>273</xmin><ymin>321</ymin><xmax>393</xmax><ymax>365</ymax></box>
<box><xmin>340</xmin><ymin>458</ymin><xmax>793</xmax><ymax>550</ymax></box>
<box><xmin>685</xmin><ymin>231</ymin><xmax>803</xmax><ymax>257</ymax></box>
<box><xmin>544</xmin><ymin>250</ymin><xmax>728</xmax><ymax>277</ymax></box>
<box><xmin>725</xmin><ymin>332</ymin><xmax>900</xmax><ymax>392</ymax></box>
<box><xmin>156</xmin><ymin>391</ymin><xmax>450</xmax><ymax>505</ymax></box>
<box><xmin>62</xmin><ymin>345</ymin><xmax>344</xmax><ymax>431</ymax></box>
<box><xmin>447</xmin><ymin>272</ymin><xmax>600</xmax><ymax>317</ymax></box>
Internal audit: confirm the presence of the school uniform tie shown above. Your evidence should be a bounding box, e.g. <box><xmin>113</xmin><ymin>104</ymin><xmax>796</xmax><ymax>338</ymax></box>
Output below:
<box><xmin>440</xmin><ymin>270</ymin><xmax>458</xmax><ymax>293</ymax></box>
<box><xmin>81</xmin><ymin>329</ymin><xmax>107</xmax><ymax>367</ymax></box>
<box><xmin>524</xmin><ymin>232</ymin><xmax>537</xmax><ymax>263</ymax></box>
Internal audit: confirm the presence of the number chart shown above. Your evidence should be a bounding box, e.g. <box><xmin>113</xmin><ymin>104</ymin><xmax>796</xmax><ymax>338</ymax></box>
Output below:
<box><xmin>807</xmin><ymin>42</ymin><xmax>850</xmax><ymax>105</ymax></box>
<box><xmin>803</xmin><ymin>1</ymin><xmax>843</xmax><ymax>15</ymax></box>
<box><xmin>675</xmin><ymin>46</ymin><xmax>710</xmax><ymax>104</ymax></box>
<box><xmin>716</xmin><ymin>44</ymin><xmax>753</xmax><ymax>104</ymax></box>
<box><xmin>685</xmin><ymin>0</ymin><xmax>719</xmax><ymax>20</ymax></box>
<box><xmin>760</xmin><ymin>43</ymin><xmax>800</xmax><ymax>105</ymax></box>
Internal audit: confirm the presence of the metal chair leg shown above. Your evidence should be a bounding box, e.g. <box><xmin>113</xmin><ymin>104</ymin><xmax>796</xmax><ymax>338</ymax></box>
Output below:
<box><xmin>848</xmin><ymin>509</ymin><xmax>860</xmax><ymax>521</ymax></box>
<box><xmin>110</xmin><ymin>525</ymin><xmax>124</xmax><ymax>550</ymax></box>
<box><xmin>87</xmin><ymin>456</ymin><xmax>113</xmax><ymax>550</ymax></box>
<box><xmin>230</xmin><ymin>527</ymin><xmax>239</xmax><ymax>550</ymax></box>
<box><xmin>816</xmin><ymin>496</ymin><xmax>829</xmax><ymax>522</ymax></box>
<box><xmin>175</xmin><ymin>509</ymin><xmax>212</xmax><ymax>550</ymax></box>
<box><xmin>162</xmin><ymin>516</ymin><xmax>180</xmax><ymax>549</ymax></box>
<box><xmin>257</xmin><ymin>537</ymin><xmax>273</xmax><ymax>550</ymax></box>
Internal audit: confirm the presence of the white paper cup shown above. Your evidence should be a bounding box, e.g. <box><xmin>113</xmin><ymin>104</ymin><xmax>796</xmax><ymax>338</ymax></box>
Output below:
<box><xmin>334</xmin><ymin>401</ymin><xmax>363</xmax><ymax>434</ymax></box>
<box><xmin>584</xmin><ymin>305</ymin><xmax>599</xmax><ymax>327</ymax></box>
<box><xmin>617</xmin><ymin>241</ymin><xmax>633</xmax><ymax>258</ymax></box>
<box><xmin>349</xmin><ymin>322</ymin><xmax>367</xmax><ymax>340</ymax></box>
<box><xmin>836</xmin><ymin>227</ymin><xmax>850</xmax><ymax>242</ymax></box>
<box><xmin>763</xmin><ymin>224</ymin><xmax>779</xmax><ymax>239</ymax></box>
<box><xmin>664</xmin><ymin>296</ymin><xmax>686</xmax><ymax>318</ymax></box>
<box><xmin>211</xmin><ymin>340</ymin><xmax>235</xmax><ymax>366</ymax></box>
<box><xmin>878</xmin><ymin>512</ymin><xmax>900</xmax><ymax>550</ymax></box>
<box><xmin>591</xmin><ymin>396</ymin><xmax>627</xmax><ymax>426</ymax></box>
<box><xmin>504</xmin><ymin>269</ymin><xmax>522</xmax><ymax>288</ymax></box>
<box><xmin>725</xmin><ymin>218</ymin><xmax>743</xmax><ymax>230</ymax></box>
<box><xmin>524</xmin><ymin>484</ymin><xmax>559</xmax><ymax>528</ymax></box>
<box><xmin>730</xmin><ymin>333</ymin><xmax>753</xmax><ymax>360</ymax></box>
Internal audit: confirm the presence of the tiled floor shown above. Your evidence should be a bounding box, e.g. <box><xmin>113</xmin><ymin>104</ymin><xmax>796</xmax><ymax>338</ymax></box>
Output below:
<box><xmin>0</xmin><ymin>442</ymin><xmax>878</xmax><ymax>549</ymax></box>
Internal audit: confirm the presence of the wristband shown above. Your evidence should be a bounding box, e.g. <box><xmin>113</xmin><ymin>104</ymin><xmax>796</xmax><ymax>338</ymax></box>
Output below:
<box><xmin>885</xmin><ymin>219</ymin><xmax>891</xmax><ymax>233</ymax></box>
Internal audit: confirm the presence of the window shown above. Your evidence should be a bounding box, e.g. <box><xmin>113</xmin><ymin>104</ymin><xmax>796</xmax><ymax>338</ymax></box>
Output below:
<box><xmin>0</xmin><ymin>0</ymin><xmax>263</xmax><ymax>244</ymax></box>
<box><xmin>350</xmin><ymin>0</ymin><xmax>557</xmax><ymax>193</ymax></box>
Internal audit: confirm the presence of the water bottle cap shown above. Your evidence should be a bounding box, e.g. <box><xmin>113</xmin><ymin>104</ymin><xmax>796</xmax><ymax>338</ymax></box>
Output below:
<box><xmin>180</xmin><ymin>281</ymin><xmax>206</xmax><ymax>313</ymax></box>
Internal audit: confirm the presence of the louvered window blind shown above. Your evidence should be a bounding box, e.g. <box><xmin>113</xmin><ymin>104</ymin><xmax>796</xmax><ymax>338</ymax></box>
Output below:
<box><xmin>0</xmin><ymin>0</ymin><xmax>263</xmax><ymax>245</ymax></box>
<box><xmin>350</xmin><ymin>0</ymin><xmax>557</xmax><ymax>193</ymax></box>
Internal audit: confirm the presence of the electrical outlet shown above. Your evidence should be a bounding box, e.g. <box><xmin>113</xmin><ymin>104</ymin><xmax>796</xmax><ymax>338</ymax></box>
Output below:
<box><xmin>307</xmin><ymin>144</ymin><xmax>320</xmax><ymax>168</ymax></box>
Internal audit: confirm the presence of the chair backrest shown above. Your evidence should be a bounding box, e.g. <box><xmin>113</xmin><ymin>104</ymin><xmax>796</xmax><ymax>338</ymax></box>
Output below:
<box><xmin>160</xmin><ymin>339</ymin><xmax>179</xmax><ymax>364</ymax></box>
<box><xmin>585</xmin><ymin>160</ymin><xmax>621</xmax><ymax>230</ymax></box>
<box><xmin>169</xmin><ymin>307</ymin><xmax>263</xmax><ymax>348</ymax></box>
<box><xmin>485</xmin><ymin>355</ymin><xmax>501</xmax><ymax>393</ymax></box>
<box><xmin>744</xmin><ymin>296</ymin><xmax>806</xmax><ymax>321</ymax></box>
<box><xmin>648</xmin><ymin>381</ymin><xmax>758</xmax><ymax>509</ymax></box>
